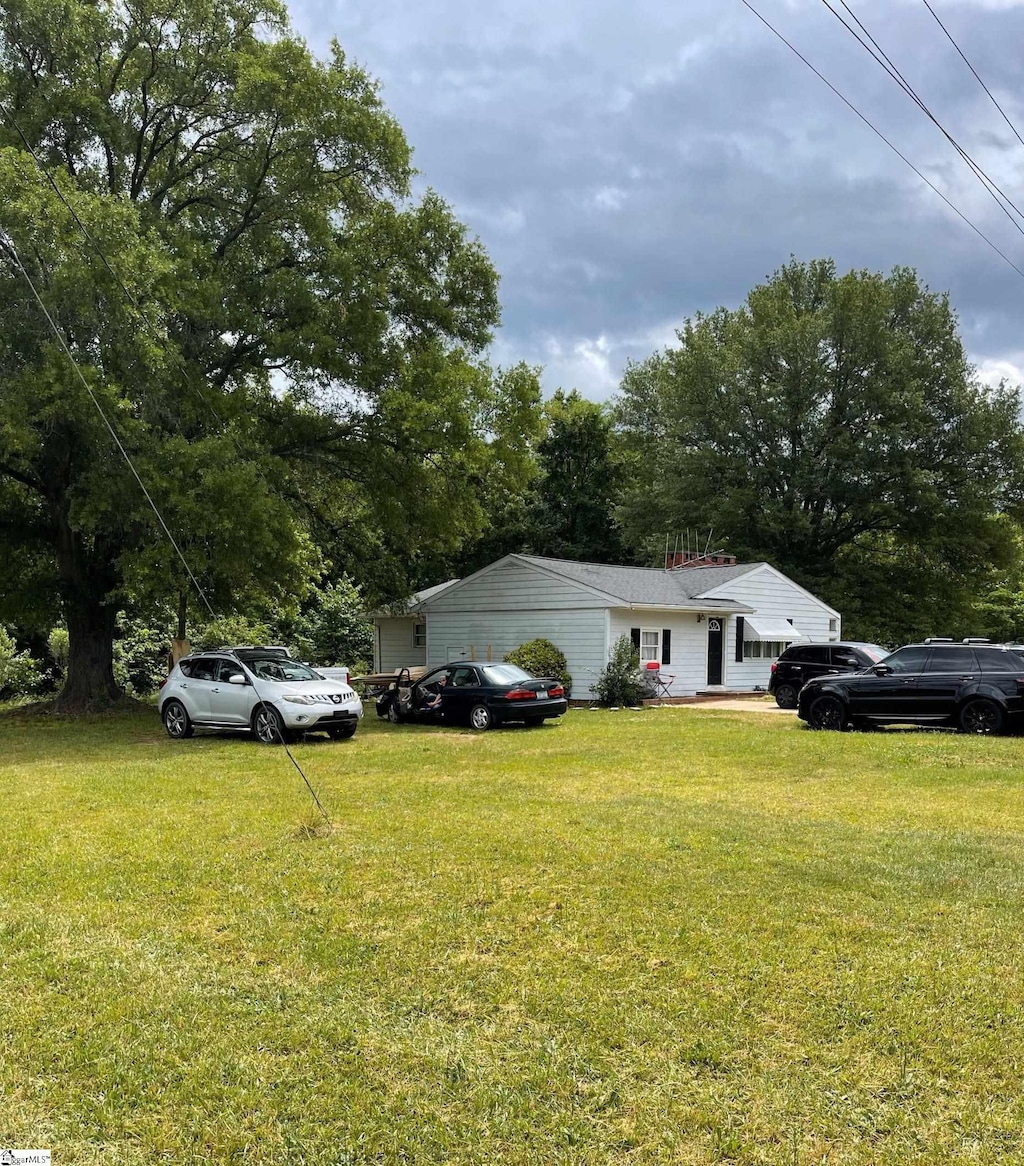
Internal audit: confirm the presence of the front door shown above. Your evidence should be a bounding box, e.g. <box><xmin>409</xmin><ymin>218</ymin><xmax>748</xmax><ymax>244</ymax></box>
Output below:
<box><xmin>707</xmin><ymin>618</ymin><xmax>724</xmax><ymax>686</ymax></box>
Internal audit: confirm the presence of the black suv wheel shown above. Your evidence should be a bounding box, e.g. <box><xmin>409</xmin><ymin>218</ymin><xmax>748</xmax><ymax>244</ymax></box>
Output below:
<box><xmin>808</xmin><ymin>694</ymin><xmax>847</xmax><ymax>731</ymax></box>
<box><xmin>959</xmin><ymin>698</ymin><xmax>1004</xmax><ymax>736</ymax></box>
<box><xmin>774</xmin><ymin>683</ymin><xmax>799</xmax><ymax>710</ymax></box>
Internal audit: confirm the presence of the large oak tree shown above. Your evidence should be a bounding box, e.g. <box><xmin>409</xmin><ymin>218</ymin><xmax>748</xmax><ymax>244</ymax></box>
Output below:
<box><xmin>0</xmin><ymin>0</ymin><xmax>518</xmax><ymax>707</ymax></box>
<box><xmin>616</xmin><ymin>259</ymin><xmax>1024</xmax><ymax>642</ymax></box>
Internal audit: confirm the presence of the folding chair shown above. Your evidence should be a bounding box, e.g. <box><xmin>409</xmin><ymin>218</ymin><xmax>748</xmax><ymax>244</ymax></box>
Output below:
<box><xmin>643</xmin><ymin>660</ymin><xmax>674</xmax><ymax>701</ymax></box>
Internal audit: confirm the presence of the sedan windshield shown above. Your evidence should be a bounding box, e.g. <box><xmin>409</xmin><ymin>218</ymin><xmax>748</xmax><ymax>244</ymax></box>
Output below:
<box><xmin>245</xmin><ymin>657</ymin><xmax>323</xmax><ymax>682</ymax></box>
<box><xmin>482</xmin><ymin>664</ymin><xmax>532</xmax><ymax>684</ymax></box>
<box><xmin>861</xmin><ymin>645</ymin><xmax>889</xmax><ymax>663</ymax></box>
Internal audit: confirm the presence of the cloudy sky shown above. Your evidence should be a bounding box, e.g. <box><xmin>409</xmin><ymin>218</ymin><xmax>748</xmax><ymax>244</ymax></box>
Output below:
<box><xmin>291</xmin><ymin>0</ymin><xmax>1024</xmax><ymax>400</ymax></box>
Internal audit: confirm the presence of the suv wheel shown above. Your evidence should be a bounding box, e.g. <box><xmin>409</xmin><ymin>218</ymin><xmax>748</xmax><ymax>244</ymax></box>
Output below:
<box><xmin>252</xmin><ymin>704</ymin><xmax>291</xmax><ymax>745</ymax></box>
<box><xmin>808</xmin><ymin>695</ymin><xmax>846</xmax><ymax>731</ymax></box>
<box><xmin>162</xmin><ymin>699</ymin><xmax>194</xmax><ymax>739</ymax></box>
<box><xmin>959</xmin><ymin>698</ymin><xmax>1004</xmax><ymax>736</ymax></box>
<box><xmin>774</xmin><ymin>683</ymin><xmax>798</xmax><ymax>710</ymax></box>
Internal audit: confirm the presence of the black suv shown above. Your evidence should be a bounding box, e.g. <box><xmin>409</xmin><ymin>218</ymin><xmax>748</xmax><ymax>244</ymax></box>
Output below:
<box><xmin>769</xmin><ymin>642</ymin><xmax>888</xmax><ymax>708</ymax></box>
<box><xmin>797</xmin><ymin>640</ymin><xmax>1024</xmax><ymax>734</ymax></box>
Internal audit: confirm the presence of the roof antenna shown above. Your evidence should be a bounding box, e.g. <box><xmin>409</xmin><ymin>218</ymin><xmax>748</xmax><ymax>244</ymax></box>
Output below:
<box><xmin>704</xmin><ymin>528</ymin><xmax>714</xmax><ymax>558</ymax></box>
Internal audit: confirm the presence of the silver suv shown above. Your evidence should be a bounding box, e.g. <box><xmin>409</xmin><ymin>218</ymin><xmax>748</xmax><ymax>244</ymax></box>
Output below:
<box><xmin>159</xmin><ymin>648</ymin><xmax>363</xmax><ymax>744</ymax></box>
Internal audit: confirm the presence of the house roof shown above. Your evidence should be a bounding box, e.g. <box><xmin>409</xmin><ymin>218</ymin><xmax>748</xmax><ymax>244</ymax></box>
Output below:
<box><xmin>511</xmin><ymin>554</ymin><xmax>763</xmax><ymax>608</ymax></box>
<box><xmin>413</xmin><ymin>578</ymin><xmax>460</xmax><ymax>605</ymax></box>
<box><xmin>372</xmin><ymin>578</ymin><xmax>459</xmax><ymax>617</ymax></box>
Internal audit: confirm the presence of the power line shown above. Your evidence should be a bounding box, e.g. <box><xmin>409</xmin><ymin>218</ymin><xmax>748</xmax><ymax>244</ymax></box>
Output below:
<box><xmin>0</xmin><ymin>229</ymin><xmax>332</xmax><ymax>828</ymax></box>
<box><xmin>820</xmin><ymin>0</ymin><xmax>1024</xmax><ymax>237</ymax></box>
<box><xmin>0</xmin><ymin>233</ymin><xmax>218</xmax><ymax>622</ymax></box>
<box><xmin>0</xmin><ymin>98</ymin><xmax>246</xmax><ymax>440</ymax></box>
<box><xmin>920</xmin><ymin>0</ymin><xmax>1024</xmax><ymax>153</ymax></box>
<box><xmin>738</xmin><ymin>0</ymin><xmax>1024</xmax><ymax>283</ymax></box>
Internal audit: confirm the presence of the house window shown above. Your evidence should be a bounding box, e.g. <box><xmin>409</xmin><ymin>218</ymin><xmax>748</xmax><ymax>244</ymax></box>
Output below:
<box><xmin>829</xmin><ymin>618</ymin><xmax>838</xmax><ymax>633</ymax></box>
<box><xmin>640</xmin><ymin>629</ymin><xmax>661</xmax><ymax>663</ymax></box>
<box><xmin>743</xmin><ymin>640</ymin><xmax>790</xmax><ymax>660</ymax></box>
<box><xmin>413</xmin><ymin>622</ymin><xmax>427</xmax><ymax>649</ymax></box>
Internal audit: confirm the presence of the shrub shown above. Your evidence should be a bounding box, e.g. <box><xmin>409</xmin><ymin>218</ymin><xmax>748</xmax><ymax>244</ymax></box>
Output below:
<box><xmin>48</xmin><ymin>626</ymin><xmax>70</xmax><ymax>675</ymax></box>
<box><xmin>191</xmin><ymin>615</ymin><xmax>272</xmax><ymax>654</ymax></box>
<box><xmin>280</xmin><ymin>578</ymin><xmax>374</xmax><ymax>670</ymax></box>
<box><xmin>114</xmin><ymin>615</ymin><xmax>172</xmax><ymax>696</ymax></box>
<box><xmin>504</xmin><ymin>638</ymin><xmax>572</xmax><ymax>692</ymax></box>
<box><xmin>593</xmin><ymin>635</ymin><xmax>645</xmax><ymax>707</ymax></box>
<box><xmin>0</xmin><ymin>626</ymin><xmax>44</xmax><ymax>700</ymax></box>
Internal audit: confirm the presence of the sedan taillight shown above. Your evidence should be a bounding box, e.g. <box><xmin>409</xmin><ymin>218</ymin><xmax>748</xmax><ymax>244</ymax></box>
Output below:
<box><xmin>547</xmin><ymin>684</ymin><xmax>564</xmax><ymax>698</ymax></box>
<box><xmin>505</xmin><ymin>688</ymin><xmax>537</xmax><ymax>701</ymax></box>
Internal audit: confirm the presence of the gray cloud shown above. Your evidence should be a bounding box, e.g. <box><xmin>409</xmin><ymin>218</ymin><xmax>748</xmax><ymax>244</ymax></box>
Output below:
<box><xmin>295</xmin><ymin>0</ymin><xmax>1024</xmax><ymax>397</ymax></box>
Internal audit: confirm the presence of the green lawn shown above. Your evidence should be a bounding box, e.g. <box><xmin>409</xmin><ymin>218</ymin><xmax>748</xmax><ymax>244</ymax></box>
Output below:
<box><xmin>3</xmin><ymin>705</ymin><xmax>1024</xmax><ymax>1164</ymax></box>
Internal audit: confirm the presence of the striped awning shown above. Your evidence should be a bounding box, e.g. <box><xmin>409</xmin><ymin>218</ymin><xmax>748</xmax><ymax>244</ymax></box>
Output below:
<box><xmin>743</xmin><ymin>615</ymin><xmax>805</xmax><ymax>641</ymax></box>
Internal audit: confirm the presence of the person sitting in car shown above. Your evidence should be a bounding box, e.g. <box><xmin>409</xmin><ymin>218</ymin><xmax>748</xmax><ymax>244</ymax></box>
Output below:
<box><xmin>421</xmin><ymin>674</ymin><xmax>448</xmax><ymax>710</ymax></box>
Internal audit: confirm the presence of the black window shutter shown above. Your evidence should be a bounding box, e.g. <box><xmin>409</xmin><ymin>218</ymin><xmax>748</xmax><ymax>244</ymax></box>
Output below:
<box><xmin>735</xmin><ymin>616</ymin><xmax>745</xmax><ymax>662</ymax></box>
<box><xmin>662</xmin><ymin>629</ymin><xmax>671</xmax><ymax>665</ymax></box>
<box><xmin>630</xmin><ymin>627</ymin><xmax>641</xmax><ymax>653</ymax></box>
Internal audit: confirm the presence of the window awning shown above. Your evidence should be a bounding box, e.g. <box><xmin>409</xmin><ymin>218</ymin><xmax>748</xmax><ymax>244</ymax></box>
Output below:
<box><xmin>743</xmin><ymin>615</ymin><xmax>806</xmax><ymax>641</ymax></box>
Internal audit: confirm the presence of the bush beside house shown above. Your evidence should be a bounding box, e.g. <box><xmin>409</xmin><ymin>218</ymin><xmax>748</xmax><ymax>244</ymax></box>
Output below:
<box><xmin>504</xmin><ymin>638</ymin><xmax>572</xmax><ymax>693</ymax></box>
<box><xmin>593</xmin><ymin>635</ymin><xmax>646</xmax><ymax>707</ymax></box>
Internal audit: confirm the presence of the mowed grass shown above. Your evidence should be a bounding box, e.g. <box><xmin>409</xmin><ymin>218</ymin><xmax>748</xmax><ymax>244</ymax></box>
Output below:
<box><xmin>3</xmin><ymin>706</ymin><xmax>1024</xmax><ymax>1164</ymax></box>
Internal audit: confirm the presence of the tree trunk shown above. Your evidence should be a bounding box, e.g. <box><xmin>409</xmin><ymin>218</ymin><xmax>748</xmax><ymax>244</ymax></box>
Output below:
<box><xmin>56</xmin><ymin>597</ymin><xmax>121</xmax><ymax>710</ymax></box>
<box><xmin>52</xmin><ymin>514</ymin><xmax>123</xmax><ymax>711</ymax></box>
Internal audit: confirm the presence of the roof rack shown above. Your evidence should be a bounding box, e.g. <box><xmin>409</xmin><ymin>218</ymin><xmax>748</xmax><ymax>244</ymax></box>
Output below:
<box><xmin>924</xmin><ymin>637</ymin><xmax>953</xmax><ymax>643</ymax></box>
<box><xmin>962</xmin><ymin>637</ymin><xmax>990</xmax><ymax>644</ymax></box>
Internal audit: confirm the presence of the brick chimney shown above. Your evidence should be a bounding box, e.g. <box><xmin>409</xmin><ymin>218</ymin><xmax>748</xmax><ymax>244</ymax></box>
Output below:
<box><xmin>665</xmin><ymin>550</ymin><xmax>737</xmax><ymax>570</ymax></box>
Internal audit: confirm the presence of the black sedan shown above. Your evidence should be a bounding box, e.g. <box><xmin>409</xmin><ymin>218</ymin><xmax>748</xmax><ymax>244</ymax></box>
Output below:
<box><xmin>377</xmin><ymin>661</ymin><xmax>569</xmax><ymax>730</ymax></box>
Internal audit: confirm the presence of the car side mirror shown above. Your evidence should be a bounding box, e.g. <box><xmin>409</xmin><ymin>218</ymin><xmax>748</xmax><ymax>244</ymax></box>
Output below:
<box><xmin>228</xmin><ymin>674</ymin><xmax>247</xmax><ymax>685</ymax></box>
<box><xmin>872</xmin><ymin>664</ymin><xmax>892</xmax><ymax>676</ymax></box>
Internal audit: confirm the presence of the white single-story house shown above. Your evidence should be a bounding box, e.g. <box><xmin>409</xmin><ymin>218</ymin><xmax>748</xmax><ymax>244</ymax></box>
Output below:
<box><xmin>371</xmin><ymin>552</ymin><xmax>841</xmax><ymax>698</ymax></box>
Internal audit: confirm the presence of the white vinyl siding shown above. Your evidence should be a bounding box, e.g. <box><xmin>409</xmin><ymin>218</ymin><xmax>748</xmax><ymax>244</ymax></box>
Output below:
<box><xmin>415</xmin><ymin>555</ymin><xmax>840</xmax><ymax>698</ymax></box>
<box><xmin>426</xmin><ymin>609</ymin><xmax>607</xmax><ymax>696</ymax></box>
<box><xmin>702</xmin><ymin>565</ymin><xmax>839</xmax><ymax>690</ymax></box>
<box><xmin>607</xmin><ymin>611</ymin><xmax>708</xmax><ymax>697</ymax></box>
<box><xmin>374</xmin><ymin>617</ymin><xmax>427</xmax><ymax>674</ymax></box>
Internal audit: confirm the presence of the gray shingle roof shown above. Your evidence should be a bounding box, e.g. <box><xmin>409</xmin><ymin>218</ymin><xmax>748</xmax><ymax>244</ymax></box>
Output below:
<box><xmin>513</xmin><ymin>555</ymin><xmax>762</xmax><ymax>608</ymax></box>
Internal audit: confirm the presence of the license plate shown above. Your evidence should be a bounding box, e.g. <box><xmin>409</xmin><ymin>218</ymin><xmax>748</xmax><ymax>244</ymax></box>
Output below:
<box><xmin>537</xmin><ymin>689</ymin><xmax>547</xmax><ymax>699</ymax></box>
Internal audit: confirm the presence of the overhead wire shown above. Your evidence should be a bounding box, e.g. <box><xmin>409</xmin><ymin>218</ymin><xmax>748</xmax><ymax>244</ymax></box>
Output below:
<box><xmin>819</xmin><ymin>0</ymin><xmax>1024</xmax><ymax>237</ymax></box>
<box><xmin>0</xmin><ymin>98</ymin><xmax>251</xmax><ymax>441</ymax></box>
<box><xmin>920</xmin><ymin>0</ymin><xmax>1024</xmax><ymax>153</ymax></box>
<box><xmin>0</xmin><ymin>115</ymin><xmax>332</xmax><ymax>827</ymax></box>
<box><xmin>737</xmin><ymin>0</ymin><xmax>1024</xmax><ymax>284</ymax></box>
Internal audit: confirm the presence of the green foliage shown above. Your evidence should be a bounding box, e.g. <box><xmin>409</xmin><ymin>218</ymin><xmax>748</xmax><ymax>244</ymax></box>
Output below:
<box><xmin>47</xmin><ymin>627</ymin><xmax>69</xmax><ymax>674</ymax></box>
<box><xmin>279</xmin><ymin>578</ymin><xmax>373</xmax><ymax>670</ymax></box>
<box><xmin>616</xmin><ymin>258</ymin><xmax>1024</xmax><ymax>642</ymax></box>
<box><xmin>0</xmin><ymin>625</ymin><xmax>43</xmax><ymax>699</ymax></box>
<box><xmin>0</xmin><ymin>0</ymin><xmax>504</xmax><ymax>705</ymax></box>
<box><xmin>593</xmin><ymin>634</ymin><xmax>646</xmax><ymax>707</ymax></box>
<box><xmin>503</xmin><ymin>638</ymin><xmax>572</xmax><ymax>691</ymax></box>
<box><xmin>112</xmin><ymin>615</ymin><xmax>171</xmax><ymax>697</ymax></box>
<box><xmin>969</xmin><ymin>520</ymin><xmax>1024</xmax><ymax>643</ymax></box>
<box><xmin>191</xmin><ymin>615</ymin><xmax>272</xmax><ymax>654</ymax></box>
<box><xmin>526</xmin><ymin>390</ymin><xmax>625</xmax><ymax>563</ymax></box>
